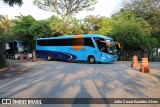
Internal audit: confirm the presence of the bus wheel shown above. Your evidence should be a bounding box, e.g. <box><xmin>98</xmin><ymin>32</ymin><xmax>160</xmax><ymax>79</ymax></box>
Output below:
<box><xmin>88</xmin><ymin>56</ymin><xmax>95</xmax><ymax>64</ymax></box>
<box><xmin>47</xmin><ymin>55</ymin><xmax>52</xmax><ymax>61</ymax></box>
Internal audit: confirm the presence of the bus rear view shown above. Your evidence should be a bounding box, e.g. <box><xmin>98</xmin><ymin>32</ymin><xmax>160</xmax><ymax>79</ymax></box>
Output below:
<box><xmin>36</xmin><ymin>34</ymin><xmax>120</xmax><ymax>63</ymax></box>
<box><xmin>5</xmin><ymin>41</ymin><xmax>31</xmax><ymax>59</ymax></box>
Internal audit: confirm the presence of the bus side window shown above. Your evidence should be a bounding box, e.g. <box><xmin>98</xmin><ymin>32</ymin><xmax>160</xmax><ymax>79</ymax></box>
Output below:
<box><xmin>72</xmin><ymin>38</ymin><xmax>84</xmax><ymax>46</ymax></box>
<box><xmin>37</xmin><ymin>40</ymin><xmax>45</xmax><ymax>46</ymax></box>
<box><xmin>64</xmin><ymin>38</ymin><xmax>72</xmax><ymax>46</ymax></box>
<box><xmin>84</xmin><ymin>38</ymin><xmax>95</xmax><ymax>48</ymax></box>
<box><xmin>50</xmin><ymin>39</ymin><xmax>55</xmax><ymax>46</ymax></box>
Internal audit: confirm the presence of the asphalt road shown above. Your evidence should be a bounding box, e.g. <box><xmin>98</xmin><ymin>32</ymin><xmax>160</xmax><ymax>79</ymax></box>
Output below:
<box><xmin>0</xmin><ymin>60</ymin><xmax>160</xmax><ymax>107</ymax></box>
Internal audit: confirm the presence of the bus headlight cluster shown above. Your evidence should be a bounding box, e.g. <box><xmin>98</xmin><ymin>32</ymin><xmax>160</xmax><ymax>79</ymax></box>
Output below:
<box><xmin>101</xmin><ymin>54</ymin><xmax>106</xmax><ymax>60</ymax></box>
<box><xmin>107</xmin><ymin>55</ymin><xmax>112</xmax><ymax>58</ymax></box>
<box><xmin>101</xmin><ymin>56</ymin><xmax>106</xmax><ymax>60</ymax></box>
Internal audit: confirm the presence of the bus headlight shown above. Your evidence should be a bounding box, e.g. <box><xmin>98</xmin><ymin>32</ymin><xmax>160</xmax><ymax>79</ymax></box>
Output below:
<box><xmin>101</xmin><ymin>54</ymin><xmax>106</xmax><ymax>60</ymax></box>
<box><xmin>101</xmin><ymin>56</ymin><xmax>106</xmax><ymax>60</ymax></box>
<box><xmin>107</xmin><ymin>54</ymin><xmax>112</xmax><ymax>58</ymax></box>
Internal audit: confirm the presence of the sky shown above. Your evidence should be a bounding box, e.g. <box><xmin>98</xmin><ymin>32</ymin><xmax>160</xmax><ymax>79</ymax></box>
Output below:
<box><xmin>0</xmin><ymin>0</ymin><xmax>123</xmax><ymax>20</ymax></box>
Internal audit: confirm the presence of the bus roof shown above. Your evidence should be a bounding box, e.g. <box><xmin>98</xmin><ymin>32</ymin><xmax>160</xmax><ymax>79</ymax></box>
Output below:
<box><xmin>36</xmin><ymin>34</ymin><xmax>113</xmax><ymax>40</ymax></box>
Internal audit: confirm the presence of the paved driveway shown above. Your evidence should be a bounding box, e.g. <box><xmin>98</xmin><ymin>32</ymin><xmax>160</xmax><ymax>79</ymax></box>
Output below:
<box><xmin>0</xmin><ymin>60</ymin><xmax>160</xmax><ymax>107</ymax></box>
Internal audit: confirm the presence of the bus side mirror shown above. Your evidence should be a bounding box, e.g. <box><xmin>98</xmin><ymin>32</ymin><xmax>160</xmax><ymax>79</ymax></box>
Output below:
<box><xmin>114</xmin><ymin>42</ymin><xmax>120</xmax><ymax>50</ymax></box>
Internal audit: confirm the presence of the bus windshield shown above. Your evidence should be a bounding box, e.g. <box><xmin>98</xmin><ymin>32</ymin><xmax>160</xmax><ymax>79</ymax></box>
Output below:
<box><xmin>94</xmin><ymin>38</ymin><xmax>116</xmax><ymax>54</ymax></box>
<box><xmin>16</xmin><ymin>41</ymin><xmax>29</xmax><ymax>53</ymax></box>
<box><xmin>17</xmin><ymin>42</ymin><xmax>28</xmax><ymax>48</ymax></box>
<box><xmin>106</xmin><ymin>40</ymin><xmax>117</xmax><ymax>54</ymax></box>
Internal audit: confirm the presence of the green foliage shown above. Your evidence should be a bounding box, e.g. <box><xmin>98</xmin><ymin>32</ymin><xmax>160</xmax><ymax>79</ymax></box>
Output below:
<box><xmin>81</xmin><ymin>15</ymin><xmax>115</xmax><ymax>35</ymax></box>
<box><xmin>83</xmin><ymin>15</ymin><xmax>101</xmax><ymax>34</ymax></box>
<box><xmin>111</xmin><ymin>10</ymin><xmax>155</xmax><ymax>55</ymax></box>
<box><xmin>0</xmin><ymin>15</ymin><xmax>14</xmax><ymax>41</ymax></box>
<box><xmin>0</xmin><ymin>15</ymin><xmax>4</xmax><ymax>21</ymax></box>
<box><xmin>12</xmin><ymin>15</ymin><xmax>36</xmax><ymax>49</ymax></box>
<box><xmin>30</xmin><ymin>20</ymin><xmax>51</xmax><ymax>39</ymax></box>
<box><xmin>67</xmin><ymin>17</ymin><xmax>84</xmax><ymax>35</ymax></box>
<box><xmin>96</xmin><ymin>17</ymin><xmax>115</xmax><ymax>36</ymax></box>
<box><xmin>49</xmin><ymin>16</ymin><xmax>84</xmax><ymax>36</ymax></box>
<box><xmin>49</xmin><ymin>16</ymin><xmax>67</xmax><ymax>36</ymax></box>
<box><xmin>13</xmin><ymin>15</ymin><xmax>35</xmax><ymax>38</ymax></box>
<box><xmin>2</xmin><ymin>0</ymin><xmax>23</xmax><ymax>6</ymax></box>
<box><xmin>0</xmin><ymin>27</ymin><xmax>5</xmax><ymax>42</ymax></box>
<box><xmin>122</xmin><ymin>0</ymin><xmax>160</xmax><ymax>47</ymax></box>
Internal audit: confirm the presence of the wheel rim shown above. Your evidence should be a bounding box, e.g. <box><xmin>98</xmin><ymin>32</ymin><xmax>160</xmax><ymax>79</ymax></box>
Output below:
<box><xmin>48</xmin><ymin>56</ymin><xmax>51</xmax><ymax>60</ymax></box>
<box><xmin>89</xmin><ymin>57</ymin><xmax>94</xmax><ymax>63</ymax></box>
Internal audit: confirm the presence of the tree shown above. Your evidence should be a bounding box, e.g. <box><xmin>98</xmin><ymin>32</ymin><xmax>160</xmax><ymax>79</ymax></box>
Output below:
<box><xmin>0</xmin><ymin>0</ymin><xmax>23</xmax><ymax>67</ymax></box>
<box><xmin>122</xmin><ymin>0</ymin><xmax>160</xmax><ymax>61</ymax></box>
<box><xmin>0</xmin><ymin>25</ymin><xmax>6</xmax><ymax>68</ymax></box>
<box><xmin>111</xmin><ymin>10</ymin><xmax>155</xmax><ymax>60</ymax></box>
<box><xmin>0</xmin><ymin>26</ymin><xmax>5</xmax><ymax>40</ymax></box>
<box><xmin>49</xmin><ymin>16</ymin><xmax>68</xmax><ymax>36</ymax></box>
<box><xmin>30</xmin><ymin>20</ymin><xmax>51</xmax><ymax>39</ymax></box>
<box><xmin>12</xmin><ymin>15</ymin><xmax>36</xmax><ymax>49</ymax></box>
<box><xmin>33</xmin><ymin>0</ymin><xmax>97</xmax><ymax>19</ymax></box>
<box><xmin>81</xmin><ymin>15</ymin><xmax>115</xmax><ymax>35</ymax></box>
<box><xmin>96</xmin><ymin>17</ymin><xmax>115</xmax><ymax>36</ymax></box>
<box><xmin>82</xmin><ymin>15</ymin><xmax>101</xmax><ymax>34</ymax></box>
<box><xmin>0</xmin><ymin>15</ymin><xmax>11</xmax><ymax>33</ymax></box>
<box><xmin>122</xmin><ymin>0</ymin><xmax>160</xmax><ymax>43</ymax></box>
<box><xmin>0</xmin><ymin>15</ymin><xmax>4</xmax><ymax>20</ymax></box>
<box><xmin>0</xmin><ymin>15</ymin><xmax>15</xmax><ymax>41</ymax></box>
<box><xmin>49</xmin><ymin>16</ymin><xmax>83</xmax><ymax>36</ymax></box>
<box><xmin>1</xmin><ymin>0</ymin><xmax>23</xmax><ymax>6</ymax></box>
<box><xmin>68</xmin><ymin>17</ymin><xmax>84</xmax><ymax>35</ymax></box>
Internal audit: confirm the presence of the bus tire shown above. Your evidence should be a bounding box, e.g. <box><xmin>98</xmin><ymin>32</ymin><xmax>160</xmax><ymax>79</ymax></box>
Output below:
<box><xmin>88</xmin><ymin>56</ymin><xmax>95</xmax><ymax>64</ymax></box>
<box><xmin>47</xmin><ymin>55</ymin><xmax>52</xmax><ymax>61</ymax></box>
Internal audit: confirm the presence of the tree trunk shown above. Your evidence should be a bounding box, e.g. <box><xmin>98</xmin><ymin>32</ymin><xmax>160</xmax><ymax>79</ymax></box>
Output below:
<box><xmin>0</xmin><ymin>42</ymin><xmax>7</xmax><ymax>68</ymax></box>
<box><xmin>159</xmin><ymin>49</ymin><xmax>160</xmax><ymax>61</ymax></box>
<box><xmin>156</xmin><ymin>48</ymin><xmax>158</xmax><ymax>62</ymax></box>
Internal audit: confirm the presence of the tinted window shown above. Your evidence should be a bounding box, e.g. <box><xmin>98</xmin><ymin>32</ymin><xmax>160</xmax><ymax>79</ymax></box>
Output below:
<box><xmin>72</xmin><ymin>38</ymin><xmax>84</xmax><ymax>46</ymax></box>
<box><xmin>93</xmin><ymin>37</ymin><xmax>108</xmax><ymax>53</ymax></box>
<box><xmin>37</xmin><ymin>39</ymin><xmax>49</xmax><ymax>46</ymax></box>
<box><xmin>84</xmin><ymin>38</ymin><xmax>95</xmax><ymax>47</ymax></box>
<box><xmin>37</xmin><ymin>38</ymin><xmax>95</xmax><ymax>47</ymax></box>
<box><xmin>37</xmin><ymin>39</ymin><xmax>72</xmax><ymax>46</ymax></box>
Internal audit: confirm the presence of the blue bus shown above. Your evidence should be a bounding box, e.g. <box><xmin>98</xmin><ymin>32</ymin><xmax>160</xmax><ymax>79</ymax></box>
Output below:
<box><xmin>36</xmin><ymin>34</ymin><xmax>120</xmax><ymax>63</ymax></box>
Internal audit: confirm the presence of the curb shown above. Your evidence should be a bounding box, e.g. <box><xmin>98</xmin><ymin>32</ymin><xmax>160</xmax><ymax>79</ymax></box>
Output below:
<box><xmin>0</xmin><ymin>59</ymin><xmax>12</xmax><ymax>72</ymax></box>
